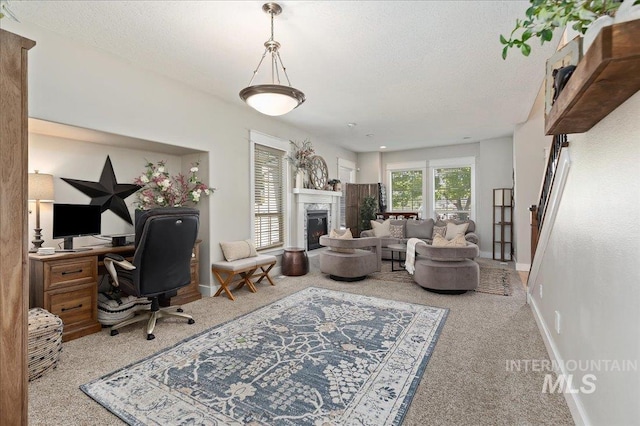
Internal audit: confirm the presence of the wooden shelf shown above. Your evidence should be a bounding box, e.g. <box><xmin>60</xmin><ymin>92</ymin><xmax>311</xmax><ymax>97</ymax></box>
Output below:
<box><xmin>545</xmin><ymin>19</ymin><xmax>640</xmax><ymax>135</ymax></box>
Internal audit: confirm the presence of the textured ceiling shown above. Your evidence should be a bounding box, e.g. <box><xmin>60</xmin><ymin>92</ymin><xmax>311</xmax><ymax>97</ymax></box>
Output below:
<box><xmin>9</xmin><ymin>1</ymin><xmax>558</xmax><ymax>152</ymax></box>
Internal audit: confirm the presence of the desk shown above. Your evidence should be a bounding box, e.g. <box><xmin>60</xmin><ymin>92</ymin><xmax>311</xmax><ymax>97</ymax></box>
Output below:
<box><xmin>29</xmin><ymin>241</ymin><xmax>201</xmax><ymax>342</ymax></box>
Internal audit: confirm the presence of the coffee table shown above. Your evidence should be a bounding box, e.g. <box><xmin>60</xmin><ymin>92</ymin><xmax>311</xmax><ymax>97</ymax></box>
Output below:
<box><xmin>387</xmin><ymin>243</ymin><xmax>407</xmax><ymax>272</ymax></box>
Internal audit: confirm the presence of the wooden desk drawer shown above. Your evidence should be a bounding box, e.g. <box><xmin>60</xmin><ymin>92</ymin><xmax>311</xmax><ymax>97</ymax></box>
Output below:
<box><xmin>47</xmin><ymin>284</ymin><xmax>96</xmax><ymax>326</ymax></box>
<box><xmin>45</xmin><ymin>258</ymin><xmax>97</xmax><ymax>290</ymax></box>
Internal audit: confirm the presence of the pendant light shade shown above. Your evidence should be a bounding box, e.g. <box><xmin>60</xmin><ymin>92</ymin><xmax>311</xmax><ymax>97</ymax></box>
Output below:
<box><xmin>240</xmin><ymin>84</ymin><xmax>306</xmax><ymax>116</ymax></box>
<box><xmin>239</xmin><ymin>3</ymin><xmax>305</xmax><ymax>116</ymax></box>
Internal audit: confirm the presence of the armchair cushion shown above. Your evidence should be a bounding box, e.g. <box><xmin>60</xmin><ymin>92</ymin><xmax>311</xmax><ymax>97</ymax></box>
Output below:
<box><xmin>433</xmin><ymin>234</ymin><xmax>467</xmax><ymax>247</ymax></box>
<box><xmin>329</xmin><ymin>229</ymin><xmax>355</xmax><ymax>253</ymax></box>
<box><xmin>220</xmin><ymin>239</ymin><xmax>258</xmax><ymax>262</ymax></box>
<box><xmin>432</xmin><ymin>226</ymin><xmax>447</xmax><ymax>238</ymax></box>
<box><xmin>444</xmin><ymin>222</ymin><xmax>469</xmax><ymax>240</ymax></box>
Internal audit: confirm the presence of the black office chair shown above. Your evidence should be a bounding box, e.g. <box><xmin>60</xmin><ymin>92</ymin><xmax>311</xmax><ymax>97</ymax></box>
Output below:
<box><xmin>104</xmin><ymin>207</ymin><xmax>199</xmax><ymax>340</ymax></box>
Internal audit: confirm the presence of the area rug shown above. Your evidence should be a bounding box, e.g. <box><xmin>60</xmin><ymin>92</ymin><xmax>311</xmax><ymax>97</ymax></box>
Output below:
<box><xmin>369</xmin><ymin>259</ymin><xmax>515</xmax><ymax>296</ymax></box>
<box><xmin>81</xmin><ymin>287</ymin><xmax>448</xmax><ymax>425</ymax></box>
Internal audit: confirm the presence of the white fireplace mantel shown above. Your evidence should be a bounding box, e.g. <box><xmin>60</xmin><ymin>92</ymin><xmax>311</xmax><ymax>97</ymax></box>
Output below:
<box><xmin>292</xmin><ymin>188</ymin><xmax>342</xmax><ymax>250</ymax></box>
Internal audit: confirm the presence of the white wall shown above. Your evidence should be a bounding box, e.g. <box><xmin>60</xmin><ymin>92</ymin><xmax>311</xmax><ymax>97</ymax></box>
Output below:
<box><xmin>363</xmin><ymin>138</ymin><xmax>513</xmax><ymax>255</ymax></box>
<box><xmin>513</xmin><ymin>84</ymin><xmax>552</xmax><ymax>270</ymax></box>
<box><xmin>356</xmin><ymin>151</ymin><xmax>382</xmax><ymax>183</ymax></box>
<box><xmin>6</xmin><ymin>21</ymin><xmax>356</xmax><ymax>292</ymax></box>
<box><xmin>530</xmin><ymin>92</ymin><xmax>640</xmax><ymax>425</ymax></box>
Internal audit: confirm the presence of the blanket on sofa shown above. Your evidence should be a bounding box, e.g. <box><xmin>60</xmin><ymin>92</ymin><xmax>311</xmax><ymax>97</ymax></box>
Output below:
<box><xmin>405</xmin><ymin>238</ymin><xmax>422</xmax><ymax>275</ymax></box>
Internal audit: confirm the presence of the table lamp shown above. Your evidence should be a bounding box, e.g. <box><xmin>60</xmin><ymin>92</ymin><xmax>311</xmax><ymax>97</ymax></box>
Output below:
<box><xmin>28</xmin><ymin>171</ymin><xmax>55</xmax><ymax>252</ymax></box>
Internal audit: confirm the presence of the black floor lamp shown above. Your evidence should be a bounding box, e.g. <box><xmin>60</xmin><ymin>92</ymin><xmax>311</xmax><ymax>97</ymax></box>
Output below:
<box><xmin>28</xmin><ymin>171</ymin><xmax>54</xmax><ymax>252</ymax></box>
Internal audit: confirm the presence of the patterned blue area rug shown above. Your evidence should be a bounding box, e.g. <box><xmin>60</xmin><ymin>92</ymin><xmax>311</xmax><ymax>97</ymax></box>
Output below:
<box><xmin>81</xmin><ymin>287</ymin><xmax>448</xmax><ymax>425</ymax></box>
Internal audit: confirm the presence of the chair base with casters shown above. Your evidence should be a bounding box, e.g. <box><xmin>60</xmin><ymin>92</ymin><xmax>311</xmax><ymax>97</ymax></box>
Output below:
<box><xmin>108</xmin><ymin>297</ymin><xmax>195</xmax><ymax>340</ymax></box>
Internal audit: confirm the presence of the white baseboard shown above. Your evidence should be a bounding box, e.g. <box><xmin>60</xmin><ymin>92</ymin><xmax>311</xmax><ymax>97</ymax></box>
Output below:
<box><xmin>516</xmin><ymin>262</ymin><xmax>531</xmax><ymax>271</ymax></box>
<box><xmin>199</xmin><ymin>284</ymin><xmax>215</xmax><ymax>298</ymax></box>
<box><xmin>529</xmin><ymin>295</ymin><xmax>589</xmax><ymax>426</ymax></box>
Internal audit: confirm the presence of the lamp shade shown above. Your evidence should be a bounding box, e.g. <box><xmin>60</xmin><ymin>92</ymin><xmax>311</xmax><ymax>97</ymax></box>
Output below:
<box><xmin>28</xmin><ymin>172</ymin><xmax>54</xmax><ymax>202</ymax></box>
<box><xmin>239</xmin><ymin>84</ymin><xmax>305</xmax><ymax>116</ymax></box>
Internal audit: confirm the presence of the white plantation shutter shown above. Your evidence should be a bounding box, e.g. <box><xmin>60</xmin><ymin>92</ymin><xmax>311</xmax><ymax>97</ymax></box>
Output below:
<box><xmin>254</xmin><ymin>144</ymin><xmax>284</xmax><ymax>250</ymax></box>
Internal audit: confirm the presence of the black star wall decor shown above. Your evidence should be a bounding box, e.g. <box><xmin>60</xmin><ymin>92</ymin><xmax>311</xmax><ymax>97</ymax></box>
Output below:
<box><xmin>62</xmin><ymin>156</ymin><xmax>141</xmax><ymax>224</ymax></box>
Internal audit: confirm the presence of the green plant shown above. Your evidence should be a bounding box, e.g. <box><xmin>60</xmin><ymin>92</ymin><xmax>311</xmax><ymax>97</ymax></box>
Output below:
<box><xmin>359</xmin><ymin>196</ymin><xmax>378</xmax><ymax>233</ymax></box>
<box><xmin>500</xmin><ymin>0</ymin><xmax>624</xmax><ymax>59</ymax></box>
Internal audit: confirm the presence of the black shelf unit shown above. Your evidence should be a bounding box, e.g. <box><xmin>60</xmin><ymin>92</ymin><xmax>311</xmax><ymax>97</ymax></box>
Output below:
<box><xmin>493</xmin><ymin>188</ymin><xmax>513</xmax><ymax>262</ymax></box>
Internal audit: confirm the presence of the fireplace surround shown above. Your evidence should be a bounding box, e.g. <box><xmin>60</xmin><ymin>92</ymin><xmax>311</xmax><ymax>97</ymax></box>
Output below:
<box><xmin>292</xmin><ymin>188</ymin><xmax>342</xmax><ymax>251</ymax></box>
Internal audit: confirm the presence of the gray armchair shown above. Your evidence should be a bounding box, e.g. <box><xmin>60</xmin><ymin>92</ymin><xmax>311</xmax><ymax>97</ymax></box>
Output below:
<box><xmin>319</xmin><ymin>236</ymin><xmax>381</xmax><ymax>281</ymax></box>
<box><xmin>413</xmin><ymin>240</ymin><xmax>479</xmax><ymax>294</ymax></box>
<box><xmin>104</xmin><ymin>207</ymin><xmax>199</xmax><ymax>340</ymax></box>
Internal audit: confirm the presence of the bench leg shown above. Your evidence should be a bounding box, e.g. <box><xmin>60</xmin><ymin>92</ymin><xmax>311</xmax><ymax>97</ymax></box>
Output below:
<box><xmin>238</xmin><ymin>268</ymin><xmax>258</xmax><ymax>293</ymax></box>
<box><xmin>254</xmin><ymin>262</ymin><xmax>276</xmax><ymax>286</ymax></box>
<box><xmin>212</xmin><ymin>269</ymin><xmax>236</xmax><ymax>301</ymax></box>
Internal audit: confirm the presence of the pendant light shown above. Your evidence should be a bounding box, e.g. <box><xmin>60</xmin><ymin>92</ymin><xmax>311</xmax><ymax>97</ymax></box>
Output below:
<box><xmin>239</xmin><ymin>2</ymin><xmax>305</xmax><ymax>116</ymax></box>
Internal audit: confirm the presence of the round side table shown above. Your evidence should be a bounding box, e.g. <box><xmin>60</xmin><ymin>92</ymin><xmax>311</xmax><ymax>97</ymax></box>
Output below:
<box><xmin>282</xmin><ymin>247</ymin><xmax>309</xmax><ymax>276</ymax></box>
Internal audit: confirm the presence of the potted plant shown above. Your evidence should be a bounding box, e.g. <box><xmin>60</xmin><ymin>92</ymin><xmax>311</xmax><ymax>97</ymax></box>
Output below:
<box><xmin>359</xmin><ymin>196</ymin><xmax>378</xmax><ymax>235</ymax></box>
<box><xmin>327</xmin><ymin>178</ymin><xmax>342</xmax><ymax>192</ymax></box>
<box><xmin>500</xmin><ymin>0</ymin><xmax>625</xmax><ymax>59</ymax></box>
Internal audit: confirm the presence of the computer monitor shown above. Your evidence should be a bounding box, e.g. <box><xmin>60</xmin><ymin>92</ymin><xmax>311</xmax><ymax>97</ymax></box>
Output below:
<box><xmin>52</xmin><ymin>204</ymin><xmax>102</xmax><ymax>250</ymax></box>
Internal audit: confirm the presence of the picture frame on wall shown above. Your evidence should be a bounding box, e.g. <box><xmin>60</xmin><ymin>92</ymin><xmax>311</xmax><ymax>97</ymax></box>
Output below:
<box><xmin>544</xmin><ymin>37</ymin><xmax>583</xmax><ymax>117</ymax></box>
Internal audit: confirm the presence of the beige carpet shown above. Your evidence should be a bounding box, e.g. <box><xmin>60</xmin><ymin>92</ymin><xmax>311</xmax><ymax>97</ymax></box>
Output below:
<box><xmin>28</xmin><ymin>260</ymin><xmax>572</xmax><ymax>425</ymax></box>
<box><xmin>370</xmin><ymin>258</ymin><xmax>516</xmax><ymax>296</ymax></box>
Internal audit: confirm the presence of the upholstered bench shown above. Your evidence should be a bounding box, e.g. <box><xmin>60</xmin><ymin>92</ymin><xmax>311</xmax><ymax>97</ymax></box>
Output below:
<box><xmin>28</xmin><ymin>308</ymin><xmax>63</xmax><ymax>381</ymax></box>
<box><xmin>211</xmin><ymin>254</ymin><xmax>277</xmax><ymax>301</ymax></box>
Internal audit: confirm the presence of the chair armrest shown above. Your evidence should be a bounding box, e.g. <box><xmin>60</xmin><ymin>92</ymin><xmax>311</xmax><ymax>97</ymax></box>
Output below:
<box><xmin>104</xmin><ymin>255</ymin><xmax>136</xmax><ymax>287</ymax></box>
<box><xmin>465</xmin><ymin>232</ymin><xmax>479</xmax><ymax>245</ymax></box>
<box><xmin>319</xmin><ymin>236</ymin><xmax>381</xmax><ymax>250</ymax></box>
<box><xmin>415</xmin><ymin>242</ymin><xmax>479</xmax><ymax>261</ymax></box>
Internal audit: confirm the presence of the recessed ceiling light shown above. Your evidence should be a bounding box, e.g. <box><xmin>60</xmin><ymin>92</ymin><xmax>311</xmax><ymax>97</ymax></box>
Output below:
<box><xmin>380</xmin><ymin>145</ymin><xmax>387</xmax><ymax>149</ymax></box>
<box><xmin>366</xmin><ymin>134</ymin><xmax>374</xmax><ymax>137</ymax></box>
<box><xmin>347</xmin><ymin>122</ymin><xmax>357</xmax><ymax>128</ymax></box>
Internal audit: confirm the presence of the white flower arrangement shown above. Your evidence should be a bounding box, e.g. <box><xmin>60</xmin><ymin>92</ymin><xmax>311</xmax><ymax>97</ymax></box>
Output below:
<box><xmin>133</xmin><ymin>160</ymin><xmax>214</xmax><ymax>210</ymax></box>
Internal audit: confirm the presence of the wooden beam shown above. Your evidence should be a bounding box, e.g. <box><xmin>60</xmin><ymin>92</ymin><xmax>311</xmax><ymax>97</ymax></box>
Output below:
<box><xmin>0</xmin><ymin>28</ymin><xmax>35</xmax><ymax>426</ymax></box>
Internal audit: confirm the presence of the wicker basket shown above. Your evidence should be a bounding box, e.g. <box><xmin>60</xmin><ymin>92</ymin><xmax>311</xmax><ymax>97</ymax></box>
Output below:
<box><xmin>28</xmin><ymin>308</ymin><xmax>63</xmax><ymax>381</ymax></box>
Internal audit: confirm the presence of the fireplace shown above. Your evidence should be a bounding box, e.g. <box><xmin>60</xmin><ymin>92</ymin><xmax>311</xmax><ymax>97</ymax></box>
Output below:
<box><xmin>307</xmin><ymin>210</ymin><xmax>328</xmax><ymax>251</ymax></box>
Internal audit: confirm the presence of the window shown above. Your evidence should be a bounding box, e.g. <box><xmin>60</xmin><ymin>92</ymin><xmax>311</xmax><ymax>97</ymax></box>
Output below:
<box><xmin>389</xmin><ymin>169</ymin><xmax>423</xmax><ymax>211</ymax></box>
<box><xmin>430</xmin><ymin>158</ymin><xmax>475</xmax><ymax>221</ymax></box>
<box><xmin>253</xmin><ymin>141</ymin><xmax>286</xmax><ymax>251</ymax></box>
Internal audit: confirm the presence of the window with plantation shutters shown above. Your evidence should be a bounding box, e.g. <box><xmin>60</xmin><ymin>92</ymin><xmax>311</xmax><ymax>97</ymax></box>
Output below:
<box><xmin>254</xmin><ymin>144</ymin><xmax>285</xmax><ymax>250</ymax></box>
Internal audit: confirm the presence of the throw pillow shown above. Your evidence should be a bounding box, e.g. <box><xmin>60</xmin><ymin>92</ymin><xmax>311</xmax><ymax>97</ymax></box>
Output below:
<box><xmin>390</xmin><ymin>224</ymin><xmax>404</xmax><ymax>239</ymax></box>
<box><xmin>432</xmin><ymin>226</ymin><xmax>446</xmax><ymax>239</ymax></box>
<box><xmin>432</xmin><ymin>234</ymin><xmax>467</xmax><ymax>247</ymax></box>
<box><xmin>329</xmin><ymin>228</ymin><xmax>355</xmax><ymax>253</ymax></box>
<box><xmin>445</xmin><ymin>222</ymin><xmax>469</xmax><ymax>240</ymax></box>
<box><xmin>370</xmin><ymin>219</ymin><xmax>391</xmax><ymax>237</ymax></box>
<box><xmin>436</xmin><ymin>219</ymin><xmax>475</xmax><ymax>233</ymax></box>
<box><xmin>406</xmin><ymin>219</ymin><xmax>434</xmax><ymax>239</ymax></box>
<box><xmin>220</xmin><ymin>239</ymin><xmax>258</xmax><ymax>262</ymax></box>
